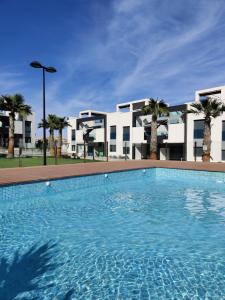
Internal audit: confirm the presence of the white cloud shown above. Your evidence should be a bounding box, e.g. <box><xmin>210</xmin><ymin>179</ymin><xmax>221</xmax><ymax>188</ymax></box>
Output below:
<box><xmin>0</xmin><ymin>71</ymin><xmax>26</xmax><ymax>92</ymax></box>
<box><xmin>61</xmin><ymin>0</ymin><xmax>225</xmax><ymax>106</ymax></box>
<box><xmin>26</xmin><ymin>0</ymin><xmax>225</xmax><ymax>124</ymax></box>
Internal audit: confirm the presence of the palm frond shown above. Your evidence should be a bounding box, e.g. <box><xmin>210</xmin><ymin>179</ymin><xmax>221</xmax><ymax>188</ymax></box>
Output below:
<box><xmin>142</xmin><ymin>98</ymin><xmax>169</xmax><ymax>118</ymax></box>
<box><xmin>0</xmin><ymin>94</ymin><xmax>32</xmax><ymax>117</ymax></box>
<box><xmin>187</xmin><ymin>98</ymin><xmax>225</xmax><ymax>119</ymax></box>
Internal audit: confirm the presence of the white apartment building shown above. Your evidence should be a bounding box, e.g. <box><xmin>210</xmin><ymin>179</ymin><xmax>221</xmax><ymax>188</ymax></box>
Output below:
<box><xmin>67</xmin><ymin>85</ymin><xmax>225</xmax><ymax>162</ymax></box>
<box><xmin>0</xmin><ymin>111</ymin><xmax>35</xmax><ymax>150</ymax></box>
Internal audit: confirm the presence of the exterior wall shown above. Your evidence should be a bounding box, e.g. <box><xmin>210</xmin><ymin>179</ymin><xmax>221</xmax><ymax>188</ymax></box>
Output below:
<box><xmin>166</xmin><ymin>123</ymin><xmax>184</xmax><ymax>143</ymax></box>
<box><xmin>160</xmin><ymin>148</ymin><xmax>167</xmax><ymax>160</ymax></box>
<box><xmin>23</xmin><ymin>113</ymin><xmax>36</xmax><ymax>148</ymax></box>
<box><xmin>107</xmin><ymin>111</ymin><xmax>133</xmax><ymax>159</ymax></box>
<box><xmin>132</xmin><ymin>127</ymin><xmax>145</xmax><ymax>143</ymax></box>
<box><xmin>67</xmin><ymin>114</ymin><xmax>107</xmax><ymax>157</ymax></box>
<box><xmin>67</xmin><ymin>117</ymin><xmax>76</xmax><ymax>153</ymax></box>
<box><xmin>67</xmin><ymin>85</ymin><xmax>225</xmax><ymax>162</ymax></box>
<box><xmin>0</xmin><ymin>111</ymin><xmax>35</xmax><ymax>149</ymax></box>
<box><xmin>186</xmin><ymin>110</ymin><xmax>224</xmax><ymax>162</ymax></box>
<box><xmin>95</xmin><ymin>128</ymin><xmax>105</xmax><ymax>142</ymax></box>
<box><xmin>186</xmin><ymin>85</ymin><xmax>225</xmax><ymax>162</ymax></box>
<box><xmin>186</xmin><ymin>108</ymin><xmax>202</xmax><ymax>162</ymax></box>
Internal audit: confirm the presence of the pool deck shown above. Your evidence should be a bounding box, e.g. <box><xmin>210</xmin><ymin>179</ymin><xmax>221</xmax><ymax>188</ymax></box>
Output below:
<box><xmin>1</xmin><ymin>160</ymin><xmax>225</xmax><ymax>186</ymax></box>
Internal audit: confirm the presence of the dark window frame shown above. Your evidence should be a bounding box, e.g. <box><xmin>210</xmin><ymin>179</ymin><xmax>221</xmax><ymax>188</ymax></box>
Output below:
<box><xmin>110</xmin><ymin>144</ymin><xmax>116</xmax><ymax>152</ymax></box>
<box><xmin>123</xmin><ymin>146</ymin><xmax>130</xmax><ymax>155</ymax></box>
<box><xmin>194</xmin><ymin>120</ymin><xmax>204</xmax><ymax>139</ymax></box>
<box><xmin>25</xmin><ymin>137</ymin><xmax>31</xmax><ymax>143</ymax></box>
<box><xmin>222</xmin><ymin>121</ymin><xmax>225</xmax><ymax>141</ymax></box>
<box><xmin>110</xmin><ymin>126</ymin><xmax>116</xmax><ymax>140</ymax></box>
<box><xmin>193</xmin><ymin>146</ymin><xmax>203</xmax><ymax>157</ymax></box>
<box><xmin>222</xmin><ymin>150</ymin><xmax>225</xmax><ymax>161</ymax></box>
<box><xmin>123</xmin><ymin>126</ymin><xmax>130</xmax><ymax>141</ymax></box>
<box><xmin>71</xmin><ymin>129</ymin><xmax>76</xmax><ymax>141</ymax></box>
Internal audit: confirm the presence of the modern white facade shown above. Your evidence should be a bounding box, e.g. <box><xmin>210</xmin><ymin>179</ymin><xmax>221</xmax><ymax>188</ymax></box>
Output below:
<box><xmin>186</xmin><ymin>86</ymin><xmax>225</xmax><ymax>162</ymax></box>
<box><xmin>0</xmin><ymin>110</ymin><xmax>35</xmax><ymax>150</ymax></box>
<box><xmin>67</xmin><ymin>85</ymin><xmax>225</xmax><ymax>162</ymax></box>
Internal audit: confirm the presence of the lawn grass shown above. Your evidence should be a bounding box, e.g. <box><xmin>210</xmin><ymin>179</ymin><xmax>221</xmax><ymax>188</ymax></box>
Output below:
<box><xmin>0</xmin><ymin>157</ymin><xmax>98</xmax><ymax>168</ymax></box>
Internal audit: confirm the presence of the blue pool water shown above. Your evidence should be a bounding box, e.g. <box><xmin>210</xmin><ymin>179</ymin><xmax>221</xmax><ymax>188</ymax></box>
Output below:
<box><xmin>0</xmin><ymin>168</ymin><xmax>225</xmax><ymax>299</ymax></box>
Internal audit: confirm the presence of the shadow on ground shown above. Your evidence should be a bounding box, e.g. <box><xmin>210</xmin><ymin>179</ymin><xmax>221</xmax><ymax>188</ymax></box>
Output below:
<box><xmin>0</xmin><ymin>242</ymin><xmax>74</xmax><ymax>300</ymax></box>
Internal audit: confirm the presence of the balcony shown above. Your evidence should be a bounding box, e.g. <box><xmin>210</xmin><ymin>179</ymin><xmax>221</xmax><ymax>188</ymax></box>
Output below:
<box><xmin>133</xmin><ymin>127</ymin><xmax>145</xmax><ymax>143</ymax></box>
<box><xmin>164</xmin><ymin>123</ymin><xmax>184</xmax><ymax>143</ymax></box>
<box><xmin>157</xmin><ymin>131</ymin><xmax>168</xmax><ymax>139</ymax></box>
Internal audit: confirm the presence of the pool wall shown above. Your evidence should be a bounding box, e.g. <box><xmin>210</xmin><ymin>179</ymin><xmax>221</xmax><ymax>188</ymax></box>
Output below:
<box><xmin>1</xmin><ymin>167</ymin><xmax>225</xmax><ymax>202</ymax></box>
<box><xmin>0</xmin><ymin>168</ymin><xmax>156</xmax><ymax>202</ymax></box>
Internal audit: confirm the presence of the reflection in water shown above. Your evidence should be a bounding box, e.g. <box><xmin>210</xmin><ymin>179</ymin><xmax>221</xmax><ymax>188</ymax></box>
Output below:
<box><xmin>185</xmin><ymin>188</ymin><xmax>225</xmax><ymax>219</ymax></box>
<box><xmin>185</xmin><ymin>188</ymin><xmax>205</xmax><ymax>217</ymax></box>
<box><xmin>0</xmin><ymin>242</ymin><xmax>74</xmax><ymax>300</ymax></box>
<box><xmin>208</xmin><ymin>192</ymin><xmax>225</xmax><ymax>218</ymax></box>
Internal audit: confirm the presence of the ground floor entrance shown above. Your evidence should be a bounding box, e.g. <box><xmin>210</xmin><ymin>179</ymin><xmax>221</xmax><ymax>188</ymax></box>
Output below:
<box><xmin>133</xmin><ymin>143</ymin><xmax>185</xmax><ymax>160</ymax></box>
<box><xmin>77</xmin><ymin>142</ymin><xmax>105</xmax><ymax>158</ymax></box>
<box><xmin>132</xmin><ymin>143</ymin><xmax>150</xmax><ymax>160</ymax></box>
<box><xmin>160</xmin><ymin>143</ymin><xmax>185</xmax><ymax>160</ymax></box>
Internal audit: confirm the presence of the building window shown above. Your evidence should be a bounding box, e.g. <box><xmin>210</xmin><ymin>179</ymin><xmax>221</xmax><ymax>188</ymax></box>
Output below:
<box><xmin>72</xmin><ymin>145</ymin><xmax>76</xmax><ymax>151</ymax></box>
<box><xmin>199</xmin><ymin>91</ymin><xmax>221</xmax><ymax>103</ymax></box>
<box><xmin>95</xmin><ymin>119</ymin><xmax>103</xmax><ymax>124</ymax></box>
<box><xmin>193</xmin><ymin>146</ymin><xmax>203</xmax><ymax>158</ymax></box>
<box><xmin>25</xmin><ymin>121</ymin><xmax>31</xmax><ymax>142</ymax></box>
<box><xmin>194</xmin><ymin>120</ymin><xmax>204</xmax><ymax>139</ymax></box>
<box><xmin>123</xmin><ymin>126</ymin><xmax>130</xmax><ymax>141</ymax></box>
<box><xmin>199</xmin><ymin>95</ymin><xmax>208</xmax><ymax>102</ymax></box>
<box><xmin>144</xmin><ymin>132</ymin><xmax>148</xmax><ymax>140</ymax></box>
<box><xmin>169</xmin><ymin>111</ymin><xmax>183</xmax><ymax>124</ymax></box>
<box><xmin>222</xmin><ymin>150</ymin><xmax>225</xmax><ymax>161</ymax></box>
<box><xmin>110</xmin><ymin>144</ymin><xmax>116</xmax><ymax>152</ymax></box>
<box><xmin>110</xmin><ymin>126</ymin><xmax>116</xmax><ymax>139</ymax></box>
<box><xmin>123</xmin><ymin>146</ymin><xmax>130</xmax><ymax>154</ymax></box>
<box><xmin>71</xmin><ymin>129</ymin><xmax>76</xmax><ymax>141</ymax></box>
<box><xmin>25</xmin><ymin>137</ymin><xmax>31</xmax><ymax>143</ymax></box>
<box><xmin>222</xmin><ymin>121</ymin><xmax>225</xmax><ymax>141</ymax></box>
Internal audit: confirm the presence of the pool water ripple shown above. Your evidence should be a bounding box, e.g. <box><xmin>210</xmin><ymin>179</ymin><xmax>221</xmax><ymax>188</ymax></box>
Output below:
<box><xmin>0</xmin><ymin>168</ymin><xmax>224</xmax><ymax>299</ymax></box>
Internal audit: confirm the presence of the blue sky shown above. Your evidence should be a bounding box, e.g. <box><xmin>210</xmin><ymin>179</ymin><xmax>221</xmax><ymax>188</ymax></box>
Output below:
<box><xmin>1</xmin><ymin>0</ymin><xmax>225</xmax><ymax>129</ymax></box>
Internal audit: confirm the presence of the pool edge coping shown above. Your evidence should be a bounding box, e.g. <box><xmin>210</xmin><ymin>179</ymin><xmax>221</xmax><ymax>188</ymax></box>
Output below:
<box><xmin>1</xmin><ymin>165</ymin><xmax>225</xmax><ymax>188</ymax></box>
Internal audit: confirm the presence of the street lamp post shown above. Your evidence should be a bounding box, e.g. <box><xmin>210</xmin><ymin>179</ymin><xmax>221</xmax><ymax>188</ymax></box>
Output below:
<box><xmin>30</xmin><ymin>61</ymin><xmax>56</xmax><ymax>165</ymax></box>
<box><xmin>0</xmin><ymin>121</ymin><xmax>2</xmax><ymax>148</ymax></box>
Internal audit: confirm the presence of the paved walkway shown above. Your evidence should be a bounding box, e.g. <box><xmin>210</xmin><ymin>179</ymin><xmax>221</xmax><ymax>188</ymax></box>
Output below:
<box><xmin>1</xmin><ymin>160</ymin><xmax>225</xmax><ymax>186</ymax></box>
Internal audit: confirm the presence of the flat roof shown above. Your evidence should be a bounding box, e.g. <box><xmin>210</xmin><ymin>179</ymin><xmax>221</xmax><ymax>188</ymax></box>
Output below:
<box><xmin>117</xmin><ymin>98</ymin><xmax>148</xmax><ymax>108</ymax></box>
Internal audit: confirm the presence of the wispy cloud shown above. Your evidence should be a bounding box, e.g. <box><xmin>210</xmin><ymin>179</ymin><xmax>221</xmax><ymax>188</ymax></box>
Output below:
<box><xmin>0</xmin><ymin>71</ymin><xmax>26</xmax><ymax>93</ymax></box>
<box><xmin>46</xmin><ymin>0</ymin><xmax>225</xmax><ymax>115</ymax></box>
<box><xmin>2</xmin><ymin>0</ymin><xmax>225</xmax><ymax>123</ymax></box>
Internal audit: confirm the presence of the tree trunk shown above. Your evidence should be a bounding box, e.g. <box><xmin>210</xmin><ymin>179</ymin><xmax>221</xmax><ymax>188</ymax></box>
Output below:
<box><xmin>202</xmin><ymin>118</ymin><xmax>211</xmax><ymax>162</ymax></box>
<box><xmin>57</xmin><ymin>129</ymin><xmax>62</xmax><ymax>157</ymax></box>
<box><xmin>150</xmin><ymin>118</ymin><xmax>158</xmax><ymax>160</ymax></box>
<box><xmin>49</xmin><ymin>129</ymin><xmax>55</xmax><ymax>157</ymax></box>
<box><xmin>7</xmin><ymin>114</ymin><xmax>15</xmax><ymax>158</ymax></box>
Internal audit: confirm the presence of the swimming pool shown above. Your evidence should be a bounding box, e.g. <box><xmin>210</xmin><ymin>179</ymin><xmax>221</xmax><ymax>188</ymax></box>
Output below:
<box><xmin>0</xmin><ymin>168</ymin><xmax>225</xmax><ymax>299</ymax></box>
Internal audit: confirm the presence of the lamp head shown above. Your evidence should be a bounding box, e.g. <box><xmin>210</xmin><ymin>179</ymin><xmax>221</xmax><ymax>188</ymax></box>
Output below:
<box><xmin>30</xmin><ymin>61</ymin><xmax>43</xmax><ymax>68</ymax></box>
<box><xmin>45</xmin><ymin>66</ymin><xmax>57</xmax><ymax>73</ymax></box>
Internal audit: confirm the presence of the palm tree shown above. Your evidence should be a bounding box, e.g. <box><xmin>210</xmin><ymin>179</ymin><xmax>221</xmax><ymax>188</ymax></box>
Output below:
<box><xmin>38</xmin><ymin>114</ymin><xmax>58</xmax><ymax>156</ymax></box>
<box><xmin>0</xmin><ymin>94</ymin><xmax>32</xmax><ymax>158</ymax></box>
<box><xmin>187</xmin><ymin>97</ymin><xmax>225</xmax><ymax>162</ymax></box>
<box><xmin>55</xmin><ymin>116</ymin><xmax>71</xmax><ymax>157</ymax></box>
<box><xmin>142</xmin><ymin>98</ymin><xmax>169</xmax><ymax>160</ymax></box>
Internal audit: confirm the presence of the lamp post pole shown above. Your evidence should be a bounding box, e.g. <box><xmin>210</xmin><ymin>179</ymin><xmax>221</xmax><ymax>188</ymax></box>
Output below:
<box><xmin>30</xmin><ymin>61</ymin><xmax>56</xmax><ymax>166</ymax></box>
<box><xmin>42</xmin><ymin>68</ymin><xmax>47</xmax><ymax>165</ymax></box>
<box><xmin>0</xmin><ymin>121</ymin><xmax>2</xmax><ymax>148</ymax></box>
